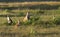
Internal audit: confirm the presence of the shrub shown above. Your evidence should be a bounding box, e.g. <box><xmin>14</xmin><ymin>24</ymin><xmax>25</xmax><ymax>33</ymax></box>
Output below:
<box><xmin>54</xmin><ymin>17</ymin><xmax>60</xmax><ymax>25</ymax></box>
<box><xmin>38</xmin><ymin>11</ymin><xmax>44</xmax><ymax>14</ymax></box>
<box><xmin>38</xmin><ymin>20</ymin><xmax>54</xmax><ymax>28</ymax></box>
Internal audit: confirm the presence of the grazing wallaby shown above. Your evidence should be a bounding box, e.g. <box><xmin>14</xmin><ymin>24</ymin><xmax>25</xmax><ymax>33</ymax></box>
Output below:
<box><xmin>23</xmin><ymin>12</ymin><xmax>30</xmax><ymax>22</ymax></box>
<box><xmin>7</xmin><ymin>16</ymin><xmax>13</xmax><ymax>25</ymax></box>
<box><xmin>16</xmin><ymin>20</ymin><xmax>20</xmax><ymax>26</ymax></box>
<box><xmin>14</xmin><ymin>20</ymin><xmax>20</xmax><ymax>29</ymax></box>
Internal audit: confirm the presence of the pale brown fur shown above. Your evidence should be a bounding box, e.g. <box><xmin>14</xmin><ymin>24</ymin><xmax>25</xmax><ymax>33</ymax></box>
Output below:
<box><xmin>23</xmin><ymin>12</ymin><xmax>30</xmax><ymax>22</ymax></box>
<box><xmin>14</xmin><ymin>20</ymin><xmax>20</xmax><ymax>29</ymax></box>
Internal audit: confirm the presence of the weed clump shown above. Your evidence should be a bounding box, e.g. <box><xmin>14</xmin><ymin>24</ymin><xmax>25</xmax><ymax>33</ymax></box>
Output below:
<box><xmin>54</xmin><ymin>17</ymin><xmax>60</xmax><ymax>25</ymax></box>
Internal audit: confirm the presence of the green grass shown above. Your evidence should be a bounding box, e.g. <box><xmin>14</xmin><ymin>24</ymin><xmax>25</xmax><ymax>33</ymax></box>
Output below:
<box><xmin>0</xmin><ymin>25</ymin><xmax>59</xmax><ymax>37</ymax></box>
<box><xmin>0</xmin><ymin>2</ymin><xmax>60</xmax><ymax>37</ymax></box>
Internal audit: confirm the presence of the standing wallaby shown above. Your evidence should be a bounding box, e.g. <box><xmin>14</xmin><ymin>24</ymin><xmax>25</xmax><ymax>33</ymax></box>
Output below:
<box><xmin>7</xmin><ymin>16</ymin><xmax>13</xmax><ymax>25</ymax></box>
<box><xmin>23</xmin><ymin>12</ymin><xmax>30</xmax><ymax>22</ymax></box>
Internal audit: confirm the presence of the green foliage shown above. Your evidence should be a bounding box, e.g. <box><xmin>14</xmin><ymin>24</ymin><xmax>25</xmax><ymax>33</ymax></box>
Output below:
<box><xmin>30</xmin><ymin>28</ymin><xmax>36</xmax><ymax>34</ymax></box>
<box><xmin>29</xmin><ymin>4</ymin><xmax>60</xmax><ymax>10</ymax></box>
<box><xmin>30</xmin><ymin>16</ymin><xmax>40</xmax><ymax>25</ymax></box>
<box><xmin>38</xmin><ymin>10</ymin><xmax>44</xmax><ymax>15</ymax></box>
<box><xmin>19</xmin><ymin>12</ymin><xmax>24</xmax><ymax>16</ymax></box>
<box><xmin>54</xmin><ymin>17</ymin><xmax>60</xmax><ymax>25</ymax></box>
<box><xmin>42</xmin><ymin>21</ymin><xmax>54</xmax><ymax>28</ymax></box>
<box><xmin>4</xmin><ymin>9</ymin><xmax>11</xmax><ymax>13</ymax></box>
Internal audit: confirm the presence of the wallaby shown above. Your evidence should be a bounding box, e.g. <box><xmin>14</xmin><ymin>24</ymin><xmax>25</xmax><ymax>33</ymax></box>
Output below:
<box><xmin>14</xmin><ymin>20</ymin><xmax>20</xmax><ymax>29</ymax></box>
<box><xmin>7</xmin><ymin>15</ymin><xmax>13</xmax><ymax>25</ymax></box>
<box><xmin>23</xmin><ymin>12</ymin><xmax>30</xmax><ymax>22</ymax></box>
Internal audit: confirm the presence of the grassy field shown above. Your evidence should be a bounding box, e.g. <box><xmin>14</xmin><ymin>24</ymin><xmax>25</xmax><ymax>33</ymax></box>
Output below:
<box><xmin>0</xmin><ymin>2</ymin><xmax>60</xmax><ymax>8</ymax></box>
<box><xmin>0</xmin><ymin>2</ymin><xmax>60</xmax><ymax>37</ymax></box>
<box><xmin>0</xmin><ymin>2</ymin><xmax>60</xmax><ymax>6</ymax></box>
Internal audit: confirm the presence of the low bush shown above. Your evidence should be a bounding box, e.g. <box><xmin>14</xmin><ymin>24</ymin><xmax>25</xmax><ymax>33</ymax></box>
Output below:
<box><xmin>37</xmin><ymin>19</ymin><xmax>54</xmax><ymax>28</ymax></box>
<box><xmin>54</xmin><ymin>17</ymin><xmax>60</xmax><ymax>25</ymax></box>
